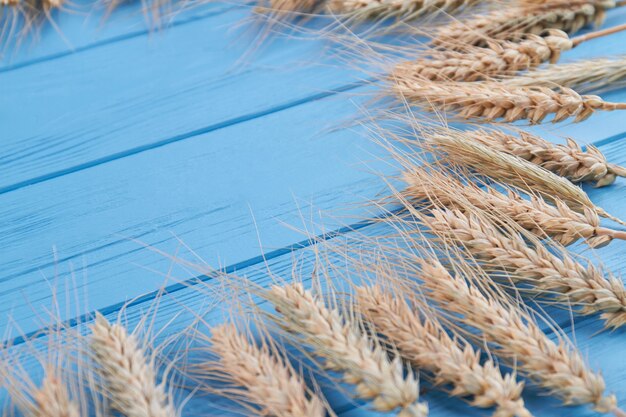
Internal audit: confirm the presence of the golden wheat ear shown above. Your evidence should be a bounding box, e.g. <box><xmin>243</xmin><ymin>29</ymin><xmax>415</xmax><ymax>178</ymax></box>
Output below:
<box><xmin>418</xmin><ymin>126</ymin><xmax>626</xmax><ymax>227</ymax></box>
<box><xmin>354</xmin><ymin>284</ymin><xmax>531</xmax><ymax>417</ymax></box>
<box><xmin>410</xmin><ymin>255</ymin><xmax>622</xmax><ymax>415</ymax></box>
<box><xmin>89</xmin><ymin>313</ymin><xmax>177</xmax><ymax>417</ymax></box>
<box><xmin>431</xmin><ymin>0</ymin><xmax>616</xmax><ymax>48</ymax></box>
<box><xmin>262</xmin><ymin>282</ymin><xmax>428</xmax><ymax>417</ymax></box>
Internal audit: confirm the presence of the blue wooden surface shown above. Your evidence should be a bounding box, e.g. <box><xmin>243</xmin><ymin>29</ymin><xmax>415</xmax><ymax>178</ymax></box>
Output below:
<box><xmin>1</xmin><ymin>2</ymin><xmax>626</xmax><ymax>416</ymax></box>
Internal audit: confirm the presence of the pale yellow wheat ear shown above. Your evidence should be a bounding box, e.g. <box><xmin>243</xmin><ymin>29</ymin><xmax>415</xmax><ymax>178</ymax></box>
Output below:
<box><xmin>421</xmin><ymin>205</ymin><xmax>626</xmax><ymax>329</ymax></box>
<box><xmin>420</xmin><ymin>126</ymin><xmax>626</xmax><ymax>226</ymax></box>
<box><xmin>431</xmin><ymin>0</ymin><xmax>615</xmax><ymax>48</ymax></box>
<box><xmin>262</xmin><ymin>282</ymin><xmax>428</xmax><ymax>417</ymax></box>
<box><xmin>508</xmin><ymin>55</ymin><xmax>626</xmax><ymax>93</ymax></box>
<box><xmin>462</xmin><ymin>128</ymin><xmax>626</xmax><ymax>187</ymax></box>
<box><xmin>391</xmin><ymin>76</ymin><xmax>626</xmax><ymax>124</ymax></box>
<box><xmin>409</xmin><ymin>254</ymin><xmax>622</xmax><ymax>415</ymax></box>
<box><xmin>198</xmin><ymin>322</ymin><xmax>329</xmax><ymax>417</ymax></box>
<box><xmin>401</xmin><ymin>165</ymin><xmax>626</xmax><ymax>247</ymax></box>
<box><xmin>354</xmin><ymin>282</ymin><xmax>531</xmax><ymax>417</ymax></box>
<box><xmin>89</xmin><ymin>313</ymin><xmax>177</xmax><ymax>417</ymax></box>
<box><xmin>393</xmin><ymin>29</ymin><xmax>573</xmax><ymax>82</ymax></box>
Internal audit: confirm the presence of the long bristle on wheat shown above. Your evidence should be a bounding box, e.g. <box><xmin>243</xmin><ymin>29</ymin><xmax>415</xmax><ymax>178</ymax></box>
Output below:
<box><xmin>356</xmin><ymin>285</ymin><xmax>531</xmax><ymax>417</ymax></box>
<box><xmin>416</xmin><ymin>258</ymin><xmax>618</xmax><ymax>413</ymax></box>
<box><xmin>90</xmin><ymin>314</ymin><xmax>176</xmax><ymax>417</ymax></box>
<box><xmin>394</xmin><ymin>30</ymin><xmax>572</xmax><ymax>82</ymax></box>
<box><xmin>266</xmin><ymin>283</ymin><xmax>428</xmax><ymax>417</ymax></box>
<box><xmin>201</xmin><ymin>323</ymin><xmax>327</xmax><ymax>417</ymax></box>
<box><xmin>402</xmin><ymin>166</ymin><xmax>626</xmax><ymax>248</ymax></box>
<box><xmin>424</xmin><ymin>129</ymin><xmax>626</xmax><ymax>226</ymax></box>
<box><xmin>392</xmin><ymin>78</ymin><xmax>626</xmax><ymax>124</ymax></box>
<box><xmin>432</xmin><ymin>0</ymin><xmax>614</xmax><ymax>48</ymax></box>
<box><xmin>464</xmin><ymin>129</ymin><xmax>626</xmax><ymax>187</ymax></box>
<box><xmin>424</xmin><ymin>207</ymin><xmax>626</xmax><ymax>329</ymax></box>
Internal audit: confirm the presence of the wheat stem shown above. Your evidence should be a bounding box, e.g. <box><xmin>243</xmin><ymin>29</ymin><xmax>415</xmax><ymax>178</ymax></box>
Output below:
<box><xmin>203</xmin><ymin>323</ymin><xmax>327</xmax><ymax>417</ymax></box>
<box><xmin>90</xmin><ymin>314</ymin><xmax>176</xmax><ymax>417</ymax></box>
<box><xmin>572</xmin><ymin>22</ymin><xmax>626</xmax><ymax>45</ymax></box>
<box><xmin>266</xmin><ymin>284</ymin><xmax>428</xmax><ymax>417</ymax></box>
<box><xmin>356</xmin><ymin>286</ymin><xmax>531</xmax><ymax>417</ymax></box>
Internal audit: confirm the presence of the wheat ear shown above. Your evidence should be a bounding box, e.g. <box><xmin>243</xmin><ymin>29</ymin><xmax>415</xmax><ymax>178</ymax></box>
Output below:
<box><xmin>424</xmin><ymin>129</ymin><xmax>626</xmax><ymax>226</ymax></box>
<box><xmin>432</xmin><ymin>0</ymin><xmax>615</xmax><ymax>48</ymax></box>
<box><xmin>416</xmin><ymin>257</ymin><xmax>619</xmax><ymax>414</ymax></box>
<box><xmin>326</xmin><ymin>0</ymin><xmax>482</xmax><ymax>22</ymax></box>
<box><xmin>29</xmin><ymin>374</ymin><xmax>80</xmax><ymax>417</ymax></box>
<box><xmin>508</xmin><ymin>56</ymin><xmax>626</xmax><ymax>92</ymax></box>
<box><xmin>202</xmin><ymin>323</ymin><xmax>327</xmax><ymax>417</ymax></box>
<box><xmin>266</xmin><ymin>283</ymin><xmax>428</xmax><ymax>417</ymax></box>
<box><xmin>402</xmin><ymin>166</ymin><xmax>626</xmax><ymax>247</ymax></box>
<box><xmin>425</xmin><ymin>207</ymin><xmax>626</xmax><ymax>329</ymax></box>
<box><xmin>393</xmin><ymin>77</ymin><xmax>626</xmax><ymax>124</ymax></box>
<box><xmin>393</xmin><ymin>30</ymin><xmax>572</xmax><ymax>82</ymax></box>
<box><xmin>464</xmin><ymin>129</ymin><xmax>626</xmax><ymax>187</ymax></box>
<box><xmin>355</xmin><ymin>285</ymin><xmax>530</xmax><ymax>417</ymax></box>
<box><xmin>90</xmin><ymin>313</ymin><xmax>176</xmax><ymax>417</ymax></box>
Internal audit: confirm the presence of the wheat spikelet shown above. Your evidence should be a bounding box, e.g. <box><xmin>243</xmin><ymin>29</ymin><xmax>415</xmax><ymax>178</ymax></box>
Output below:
<box><xmin>326</xmin><ymin>0</ymin><xmax>482</xmax><ymax>22</ymax></box>
<box><xmin>394</xmin><ymin>29</ymin><xmax>572</xmax><ymax>82</ymax></box>
<box><xmin>402</xmin><ymin>166</ymin><xmax>626</xmax><ymax>247</ymax></box>
<box><xmin>424</xmin><ymin>207</ymin><xmax>626</xmax><ymax>328</ymax></box>
<box><xmin>256</xmin><ymin>0</ymin><xmax>320</xmax><ymax>13</ymax></box>
<box><xmin>265</xmin><ymin>283</ymin><xmax>428</xmax><ymax>417</ymax></box>
<box><xmin>201</xmin><ymin>323</ymin><xmax>327</xmax><ymax>417</ymax></box>
<box><xmin>432</xmin><ymin>0</ymin><xmax>614</xmax><ymax>48</ymax></box>
<box><xmin>30</xmin><ymin>374</ymin><xmax>80</xmax><ymax>417</ymax></box>
<box><xmin>415</xmin><ymin>257</ymin><xmax>619</xmax><ymax>413</ymax></box>
<box><xmin>423</xmin><ymin>128</ymin><xmax>626</xmax><ymax>226</ymax></box>
<box><xmin>90</xmin><ymin>313</ymin><xmax>176</xmax><ymax>417</ymax></box>
<box><xmin>355</xmin><ymin>285</ymin><xmax>531</xmax><ymax>417</ymax></box>
<box><xmin>393</xmin><ymin>77</ymin><xmax>626</xmax><ymax>123</ymax></box>
<box><xmin>508</xmin><ymin>56</ymin><xmax>626</xmax><ymax>92</ymax></box>
<box><xmin>464</xmin><ymin>129</ymin><xmax>626</xmax><ymax>187</ymax></box>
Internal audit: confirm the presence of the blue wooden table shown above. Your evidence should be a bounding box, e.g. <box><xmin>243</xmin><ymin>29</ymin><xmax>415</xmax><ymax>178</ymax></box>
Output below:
<box><xmin>1</xmin><ymin>3</ymin><xmax>626</xmax><ymax>416</ymax></box>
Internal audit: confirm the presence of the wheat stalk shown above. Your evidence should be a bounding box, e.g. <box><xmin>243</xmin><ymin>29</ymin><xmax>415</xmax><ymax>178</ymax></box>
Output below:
<box><xmin>508</xmin><ymin>56</ymin><xmax>626</xmax><ymax>92</ymax></box>
<box><xmin>423</xmin><ymin>128</ymin><xmax>626</xmax><ymax>226</ymax></box>
<box><xmin>402</xmin><ymin>166</ymin><xmax>626</xmax><ymax>247</ymax></box>
<box><xmin>90</xmin><ymin>313</ymin><xmax>176</xmax><ymax>417</ymax></box>
<box><xmin>432</xmin><ymin>0</ymin><xmax>615</xmax><ymax>48</ymax></box>
<box><xmin>414</xmin><ymin>257</ymin><xmax>620</xmax><ymax>414</ymax></box>
<box><xmin>464</xmin><ymin>129</ymin><xmax>626</xmax><ymax>187</ymax></box>
<box><xmin>393</xmin><ymin>77</ymin><xmax>626</xmax><ymax>124</ymax></box>
<box><xmin>393</xmin><ymin>29</ymin><xmax>572</xmax><ymax>82</ymax></box>
<box><xmin>355</xmin><ymin>285</ymin><xmax>531</xmax><ymax>417</ymax></box>
<box><xmin>424</xmin><ymin>207</ymin><xmax>626</xmax><ymax>329</ymax></box>
<box><xmin>265</xmin><ymin>283</ymin><xmax>428</xmax><ymax>417</ymax></box>
<box><xmin>201</xmin><ymin>323</ymin><xmax>327</xmax><ymax>417</ymax></box>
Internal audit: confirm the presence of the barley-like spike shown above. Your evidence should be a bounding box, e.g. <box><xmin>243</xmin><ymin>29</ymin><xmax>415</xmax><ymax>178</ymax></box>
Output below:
<box><xmin>326</xmin><ymin>0</ymin><xmax>483</xmax><ymax>22</ymax></box>
<box><xmin>29</xmin><ymin>374</ymin><xmax>80</xmax><ymax>417</ymax></box>
<box><xmin>266</xmin><ymin>283</ymin><xmax>428</xmax><ymax>417</ymax></box>
<box><xmin>424</xmin><ymin>129</ymin><xmax>626</xmax><ymax>226</ymax></box>
<box><xmin>90</xmin><ymin>313</ymin><xmax>176</xmax><ymax>417</ymax></box>
<box><xmin>356</xmin><ymin>285</ymin><xmax>531</xmax><ymax>417</ymax></box>
<box><xmin>508</xmin><ymin>56</ymin><xmax>626</xmax><ymax>92</ymax></box>
<box><xmin>393</xmin><ymin>30</ymin><xmax>572</xmax><ymax>82</ymax></box>
<box><xmin>393</xmin><ymin>78</ymin><xmax>626</xmax><ymax>124</ymax></box>
<box><xmin>204</xmin><ymin>323</ymin><xmax>327</xmax><ymax>417</ymax></box>
<box><xmin>417</xmin><ymin>258</ymin><xmax>618</xmax><ymax>413</ymax></box>
<box><xmin>425</xmin><ymin>207</ymin><xmax>626</xmax><ymax>328</ymax></box>
<box><xmin>432</xmin><ymin>0</ymin><xmax>615</xmax><ymax>48</ymax></box>
<box><xmin>402</xmin><ymin>166</ymin><xmax>626</xmax><ymax>247</ymax></box>
<box><xmin>464</xmin><ymin>129</ymin><xmax>626</xmax><ymax>187</ymax></box>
